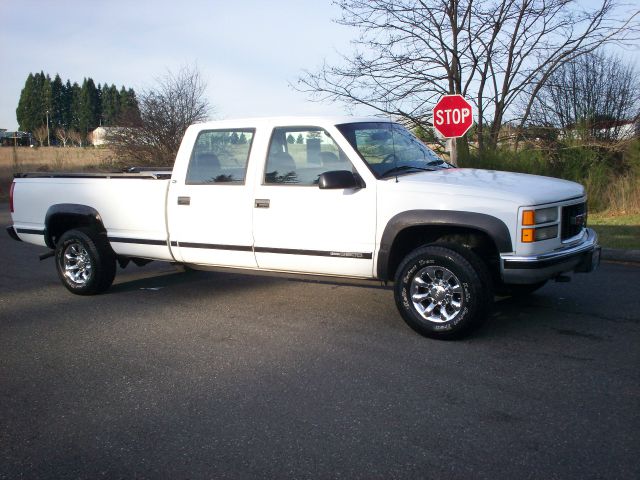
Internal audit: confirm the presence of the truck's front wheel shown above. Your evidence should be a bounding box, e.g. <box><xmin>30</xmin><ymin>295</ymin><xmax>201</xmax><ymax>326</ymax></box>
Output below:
<box><xmin>55</xmin><ymin>228</ymin><xmax>116</xmax><ymax>295</ymax></box>
<box><xmin>394</xmin><ymin>245</ymin><xmax>492</xmax><ymax>339</ymax></box>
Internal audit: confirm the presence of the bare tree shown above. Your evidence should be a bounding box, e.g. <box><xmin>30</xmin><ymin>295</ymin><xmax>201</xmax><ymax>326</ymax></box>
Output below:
<box><xmin>33</xmin><ymin>126</ymin><xmax>48</xmax><ymax>146</ymax></box>
<box><xmin>297</xmin><ymin>0</ymin><xmax>639</xmax><ymax>152</ymax></box>
<box><xmin>68</xmin><ymin>129</ymin><xmax>84</xmax><ymax>147</ymax></box>
<box><xmin>525</xmin><ymin>50</ymin><xmax>639</xmax><ymax>142</ymax></box>
<box><xmin>109</xmin><ymin>65</ymin><xmax>212</xmax><ymax>165</ymax></box>
<box><xmin>55</xmin><ymin>127</ymin><xmax>70</xmax><ymax>147</ymax></box>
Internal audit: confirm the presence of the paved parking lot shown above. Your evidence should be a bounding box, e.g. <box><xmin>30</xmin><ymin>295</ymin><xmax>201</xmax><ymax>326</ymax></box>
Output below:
<box><xmin>1</xmin><ymin>205</ymin><xmax>639</xmax><ymax>479</ymax></box>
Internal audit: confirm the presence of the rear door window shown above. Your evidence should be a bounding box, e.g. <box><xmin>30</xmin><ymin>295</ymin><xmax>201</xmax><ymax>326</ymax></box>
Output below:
<box><xmin>186</xmin><ymin>129</ymin><xmax>254</xmax><ymax>184</ymax></box>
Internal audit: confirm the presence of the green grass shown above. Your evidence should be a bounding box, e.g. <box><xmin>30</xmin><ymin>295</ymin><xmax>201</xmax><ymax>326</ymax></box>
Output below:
<box><xmin>589</xmin><ymin>214</ymin><xmax>640</xmax><ymax>250</ymax></box>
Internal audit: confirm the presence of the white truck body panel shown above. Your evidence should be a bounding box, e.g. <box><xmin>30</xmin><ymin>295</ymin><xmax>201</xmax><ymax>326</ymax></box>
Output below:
<box><xmin>9</xmin><ymin>115</ymin><xmax>596</xmax><ymax>282</ymax></box>
<box><xmin>12</xmin><ymin>176</ymin><xmax>174</xmax><ymax>260</ymax></box>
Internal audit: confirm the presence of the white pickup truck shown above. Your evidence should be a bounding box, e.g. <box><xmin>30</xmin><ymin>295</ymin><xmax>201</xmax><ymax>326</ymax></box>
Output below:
<box><xmin>7</xmin><ymin>116</ymin><xmax>600</xmax><ymax>338</ymax></box>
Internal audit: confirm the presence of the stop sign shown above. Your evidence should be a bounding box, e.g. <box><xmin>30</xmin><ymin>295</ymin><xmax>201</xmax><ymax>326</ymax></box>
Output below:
<box><xmin>432</xmin><ymin>95</ymin><xmax>473</xmax><ymax>138</ymax></box>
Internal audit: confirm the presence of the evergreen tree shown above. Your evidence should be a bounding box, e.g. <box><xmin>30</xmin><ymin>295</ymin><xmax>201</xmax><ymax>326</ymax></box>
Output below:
<box><xmin>62</xmin><ymin>80</ymin><xmax>74</xmax><ymax>129</ymax></box>
<box><xmin>239</xmin><ymin>133</ymin><xmax>247</xmax><ymax>144</ymax></box>
<box><xmin>118</xmin><ymin>87</ymin><xmax>141</xmax><ymax>125</ymax></box>
<box><xmin>296</xmin><ymin>133</ymin><xmax>304</xmax><ymax>144</ymax></box>
<box><xmin>78</xmin><ymin>78</ymin><xmax>100</xmax><ymax>133</ymax></box>
<box><xmin>16</xmin><ymin>72</ymin><xmax>50</xmax><ymax>133</ymax></box>
<box><xmin>230</xmin><ymin>132</ymin><xmax>240</xmax><ymax>144</ymax></box>
<box><xmin>287</xmin><ymin>133</ymin><xmax>295</xmax><ymax>144</ymax></box>
<box><xmin>16</xmin><ymin>73</ymin><xmax>36</xmax><ymax>131</ymax></box>
<box><xmin>70</xmin><ymin>82</ymin><xmax>82</xmax><ymax>131</ymax></box>
<box><xmin>50</xmin><ymin>74</ymin><xmax>65</xmax><ymax>129</ymax></box>
<box><xmin>101</xmin><ymin>84</ymin><xmax>121</xmax><ymax>126</ymax></box>
<box><xmin>16</xmin><ymin>72</ymin><xmax>139</xmax><ymax>133</ymax></box>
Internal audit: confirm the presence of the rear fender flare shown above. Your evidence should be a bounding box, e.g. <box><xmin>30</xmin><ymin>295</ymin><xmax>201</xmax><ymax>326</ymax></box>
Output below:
<box><xmin>44</xmin><ymin>204</ymin><xmax>106</xmax><ymax>249</ymax></box>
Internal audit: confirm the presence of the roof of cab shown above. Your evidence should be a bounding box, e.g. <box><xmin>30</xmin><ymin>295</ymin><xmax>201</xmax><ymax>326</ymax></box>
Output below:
<box><xmin>191</xmin><ymin>115</ymin><xmax>395</xmax><ymax>129</ymax></box>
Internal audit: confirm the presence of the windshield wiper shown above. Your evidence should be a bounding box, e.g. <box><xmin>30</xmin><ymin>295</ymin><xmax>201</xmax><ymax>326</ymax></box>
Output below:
<box><xmin>380</xmin><ymin>165</ymin><xmax>438</xmax><ymax>178</ymax></box>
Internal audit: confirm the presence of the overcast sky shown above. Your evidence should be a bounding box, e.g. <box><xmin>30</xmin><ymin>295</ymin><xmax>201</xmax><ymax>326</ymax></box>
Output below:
<box><xmin>0</xmin><ymin>0</ymin><xmax>375</xmax><ymax>130</ymax></box>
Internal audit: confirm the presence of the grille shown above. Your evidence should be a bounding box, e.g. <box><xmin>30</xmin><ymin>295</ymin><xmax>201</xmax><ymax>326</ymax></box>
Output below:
<box><xmin>561</xmin><ymin>202</ymin><xmax>587</xmax><ymax>240</ymax></box>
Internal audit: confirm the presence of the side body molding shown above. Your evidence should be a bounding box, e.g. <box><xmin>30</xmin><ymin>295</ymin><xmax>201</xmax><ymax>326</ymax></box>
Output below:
<box><xmin>377</xmin><ymin>210</ymin><xmax>513</xmax><ymax>280</ymax></box>
<box><xmin>44</xmin><ymin>204</ymin><xmax>105</xmax><ymax>249</ymax></box>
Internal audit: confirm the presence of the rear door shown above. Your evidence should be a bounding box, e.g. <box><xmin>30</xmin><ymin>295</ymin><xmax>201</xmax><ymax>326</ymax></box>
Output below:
<box><xmin>167</xmin><ymin>127</ymin><xmax>257</xmax><ymax>268</ymax></box>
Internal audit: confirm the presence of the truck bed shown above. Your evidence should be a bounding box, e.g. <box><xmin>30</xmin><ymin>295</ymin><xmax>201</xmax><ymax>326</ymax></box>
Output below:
<box><xmin>14</xmin><ymin>167</ymin><xmax>172</xmax><ymax>180</ymax></box>
<box><xmin>11</xmin><ymin>172</ymin><xmax>174</xmax><ymax>261</ymax></box>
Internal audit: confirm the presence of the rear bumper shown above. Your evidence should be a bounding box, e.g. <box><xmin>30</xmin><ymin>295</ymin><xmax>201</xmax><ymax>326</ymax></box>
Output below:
<box><xmin>500</xmin><ymin>228</ymin><xmax>600</xmax><ymax>284</ymax></box>
<box><xmin>6</xmin><ymin>225</ymin><xmax>21</xmax><ymax>242</ymax></box>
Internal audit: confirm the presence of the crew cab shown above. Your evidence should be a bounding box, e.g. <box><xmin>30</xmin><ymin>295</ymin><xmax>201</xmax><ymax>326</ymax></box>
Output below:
<box><xmin>7</xmin><ymin>116</ymin><xmax>600</xmax><ymax>338</ymax></box>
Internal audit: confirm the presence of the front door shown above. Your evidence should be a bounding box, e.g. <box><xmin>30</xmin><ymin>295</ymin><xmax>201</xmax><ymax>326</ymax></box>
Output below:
<box><xmin>252</xmin><ymin>126</ymin><xmax>376</xmax><ymax>277</ymax></box>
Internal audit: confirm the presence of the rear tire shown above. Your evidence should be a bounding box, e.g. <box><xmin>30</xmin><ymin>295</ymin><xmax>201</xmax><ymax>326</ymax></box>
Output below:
<box><xmin>55</xmin><ymin>228</ymin><xmax>116</xmax><ymax>295</ymax></box>
<box><xmin>394</xmin><ymin>245</ymin><xmax>493</xmax><ymax>339</ymax></box>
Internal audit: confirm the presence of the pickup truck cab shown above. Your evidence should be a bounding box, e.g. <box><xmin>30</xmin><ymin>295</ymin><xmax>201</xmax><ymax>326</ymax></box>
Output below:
<box><xmin>7</xmin><ymin>116</ymin><xmax>600</xmax><ymax>338</ymax></box>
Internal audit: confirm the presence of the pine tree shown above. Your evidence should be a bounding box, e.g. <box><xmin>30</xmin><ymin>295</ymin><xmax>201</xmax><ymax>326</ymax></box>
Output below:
<box><xmin>287</xmin><ymin>134</ymin><xmax>295</xmax><ymax>144</ymax></box>
<box><xmin>296</xmin><ymin>133</ymin><xmax>304</xmax><ymax>144</ymax></box>
<box><xmin>118</xmin><ymin>87</ymin><xmax>141</xmax><ymax>125</ymax></box>
<box><xmin>62</xmin><ymin>80</ymin><xmax>74</xmax><ymax>129</ymax></box>
<box><xmin>70</xmin><ymin>82</ymin><xmax>82</xmax><ymax>131</ymax></box>
<box><xmin>101</xmin><ymin>84</ymin><xmax>121</xmax><ymax>126</ymax></box>
<box><xmin>16</xmin><ymin>72</ymin><xmax>139</xmax><ymax>133</ymax></box>
<box><xmin>16</xmin><ymin>73</ymin><xmax>36</xmax><ymax>131</ymax></box>
<box><xmin>50</xmin><ymin>74</ymin><xmax>65</xmax><ymax>130</ymax></box>
<box><xmin>78</xmin><ymin>78</ymin><xmax>100</xmax><ymax>133</ymax></box>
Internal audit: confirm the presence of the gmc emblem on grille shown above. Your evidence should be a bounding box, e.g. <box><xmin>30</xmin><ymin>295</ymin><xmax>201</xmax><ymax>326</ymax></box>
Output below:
<box><xmin>571</xmin><ymin>213</ymin><xmax>586</xmax><ymax>227</ymax></box>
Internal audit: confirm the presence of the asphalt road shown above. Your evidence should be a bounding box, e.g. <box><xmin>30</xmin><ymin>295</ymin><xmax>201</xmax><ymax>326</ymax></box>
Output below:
<box><xmin>1</xmin><ymin>205</ymin><xmax>639</xmax><ymax>480</ymax></box>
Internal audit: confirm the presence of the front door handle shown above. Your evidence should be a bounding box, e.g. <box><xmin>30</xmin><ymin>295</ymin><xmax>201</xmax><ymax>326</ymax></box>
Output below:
<box><xmin>255</xmin><ymin>199</ymin><xmax>270</xmax><ymax>208</ymax></box>
<box><xmin>178</xmin><ymin>196</ymin><xmax>191</xmax><ymax>206</ymax></box>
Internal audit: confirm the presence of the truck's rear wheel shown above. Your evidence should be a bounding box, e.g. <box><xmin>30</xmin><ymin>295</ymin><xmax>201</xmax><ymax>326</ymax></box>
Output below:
<box><xmin>394</xmin><ymin>245</ymin><xmax>492</xmax><ymax>339</ymax></box>
<box><xmin>55</xmin><ymin>228</ymin><xmax>116</xmax><ymax>295</ymax></box>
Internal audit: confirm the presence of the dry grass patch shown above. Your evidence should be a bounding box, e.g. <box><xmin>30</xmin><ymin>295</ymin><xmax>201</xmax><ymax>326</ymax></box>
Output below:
<box><xmin>0</xmin><ymin>147</ymin><xmax>122</xmax><ymax>200</ymax></box>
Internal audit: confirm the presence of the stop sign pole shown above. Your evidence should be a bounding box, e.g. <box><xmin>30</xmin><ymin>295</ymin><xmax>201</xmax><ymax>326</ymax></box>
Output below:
<box><xmin>432</xmin><ymin>95</ymin><xmax>474</xmax><ymax>165</ymax></box>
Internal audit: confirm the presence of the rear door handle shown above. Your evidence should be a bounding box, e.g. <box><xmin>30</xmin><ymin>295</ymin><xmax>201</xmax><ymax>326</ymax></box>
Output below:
<box><xmin>255</xmin><ymin>199</ymin><xmax>270</xmax><ymax>208</ymax></box>
<box><xmin>178</xmin><ymin>196</ymin><xmax>191</xmax><ymax>206</ymax></box>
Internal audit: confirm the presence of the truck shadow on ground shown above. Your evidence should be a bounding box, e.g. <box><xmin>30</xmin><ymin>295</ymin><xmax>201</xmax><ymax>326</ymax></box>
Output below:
<box><xmin>107</xmin><ymin>267</ymin><xmax>270</xmax><ymax>295</ymax></box>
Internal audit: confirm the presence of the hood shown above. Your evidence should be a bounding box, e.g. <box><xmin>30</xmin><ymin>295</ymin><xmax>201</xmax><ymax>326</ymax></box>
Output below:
<box><xmin>397</xmin><ymin>168</ymin><xmax>585</xmax><ymax>205</ymax></box>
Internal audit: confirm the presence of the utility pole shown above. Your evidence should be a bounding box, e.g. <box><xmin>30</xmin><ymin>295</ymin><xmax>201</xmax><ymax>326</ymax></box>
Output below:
<box><xmin>46</xmin><ymin>110</ymin><xmax>50</xmax><ymax>147</ymax></box>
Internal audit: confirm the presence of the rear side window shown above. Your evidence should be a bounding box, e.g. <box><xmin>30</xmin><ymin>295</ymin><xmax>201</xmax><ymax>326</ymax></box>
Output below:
<box><xmin>264</xmin><ymin>127</ymin><xmax>353</xmax><ymax>185</ymax></box>
<box><xmin>186</xmin><ymin>129</ymin><xmax>254</xmax><ymax>184</ymax></box>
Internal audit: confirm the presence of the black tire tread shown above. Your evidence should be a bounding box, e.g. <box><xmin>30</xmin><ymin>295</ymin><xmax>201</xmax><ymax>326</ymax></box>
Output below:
<box><xmin>55</xmin><ymin>228</ymin><xmax>116</xmax><ymax>295</ymax></box>
<box><xmin>393</xmin><ymin>244</ymin><xmax>493</xmax><ymax>339</ymax></box>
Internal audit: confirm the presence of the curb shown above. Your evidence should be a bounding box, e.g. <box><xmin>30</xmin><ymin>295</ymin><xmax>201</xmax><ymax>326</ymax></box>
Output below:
<box><xmin>602</xmin><ymin>248</ymin><xmax>640</xmax><ymax>264</ymax></box>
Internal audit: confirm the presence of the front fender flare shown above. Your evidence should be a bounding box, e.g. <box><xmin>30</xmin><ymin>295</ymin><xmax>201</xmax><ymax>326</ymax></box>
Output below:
<box><xmin>377</xmin><ymin>210</ymin><xmax>513</xmax><ymax>280</ymax></box>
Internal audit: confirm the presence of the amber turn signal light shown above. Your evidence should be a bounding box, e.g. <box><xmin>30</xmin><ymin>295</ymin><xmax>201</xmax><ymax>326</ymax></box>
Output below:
<box><xmin>522</xmin><ymin>228</ymin><xmax>535</xmax><ymax>243</ymax></box>
<box><xmin>522</xmin><ymin>210</ymin><xmax>535</xmax><ymax>226</ymax></box>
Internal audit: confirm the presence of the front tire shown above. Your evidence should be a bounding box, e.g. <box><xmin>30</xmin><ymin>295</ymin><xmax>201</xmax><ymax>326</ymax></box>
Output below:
<box><xmin>55</xmin><ymin>228</ymin><xmax>116</xmax><ymax>295</ymax></box>
<box><xmin>394</xmin><ymin>245</ymin><xmax>492</xmax><ymax>339</ymax></box>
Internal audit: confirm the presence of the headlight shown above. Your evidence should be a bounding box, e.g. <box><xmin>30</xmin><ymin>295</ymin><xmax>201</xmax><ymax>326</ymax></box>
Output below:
<box><xmin>522</xmin><ymin>207</ymin><xmax>558</xmax><ymax>225</ymax></box>
<box><xmin>521</xmin><ymin>207</ymin><xmax>560</xmax><ymax>242</ymax></box>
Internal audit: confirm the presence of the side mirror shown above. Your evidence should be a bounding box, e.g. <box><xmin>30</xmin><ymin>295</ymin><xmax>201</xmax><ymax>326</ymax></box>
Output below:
<box><xmin>318</xmin><ymin>170</ymin><xmax>362</xmax><ymax>190</ymax></box>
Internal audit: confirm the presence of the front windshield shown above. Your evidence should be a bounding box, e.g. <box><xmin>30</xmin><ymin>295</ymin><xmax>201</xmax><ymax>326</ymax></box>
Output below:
<box><xmin>336</xmin><ymin>122</ymin><xmax>450</xmax><ymax>178</ymax></box>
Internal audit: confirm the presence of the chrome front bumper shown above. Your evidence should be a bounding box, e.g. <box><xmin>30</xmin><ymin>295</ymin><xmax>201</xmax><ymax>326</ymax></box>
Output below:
<box><xmin>500</xmin><ymin>228</ymin><xmax>600</xmax><ymax>284</ymax></box>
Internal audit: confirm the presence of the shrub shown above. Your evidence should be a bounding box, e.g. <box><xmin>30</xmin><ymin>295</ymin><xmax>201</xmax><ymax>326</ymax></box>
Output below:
<box><xmin>459</xmin><ymin>139</ymin><xmax>640</xmax><ymax>214</ymax></box>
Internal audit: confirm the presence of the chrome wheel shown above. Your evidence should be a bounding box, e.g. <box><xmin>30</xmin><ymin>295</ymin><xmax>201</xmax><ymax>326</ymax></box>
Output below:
<box><xmin>410</xmin><ymin>265</ymin><xmax>464</xmax><ymax>323</ymax></box>
<box><xmin>62</xmin><ymin>242</ymin><xmax>93</xmax><ymax>286</ymax></box>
